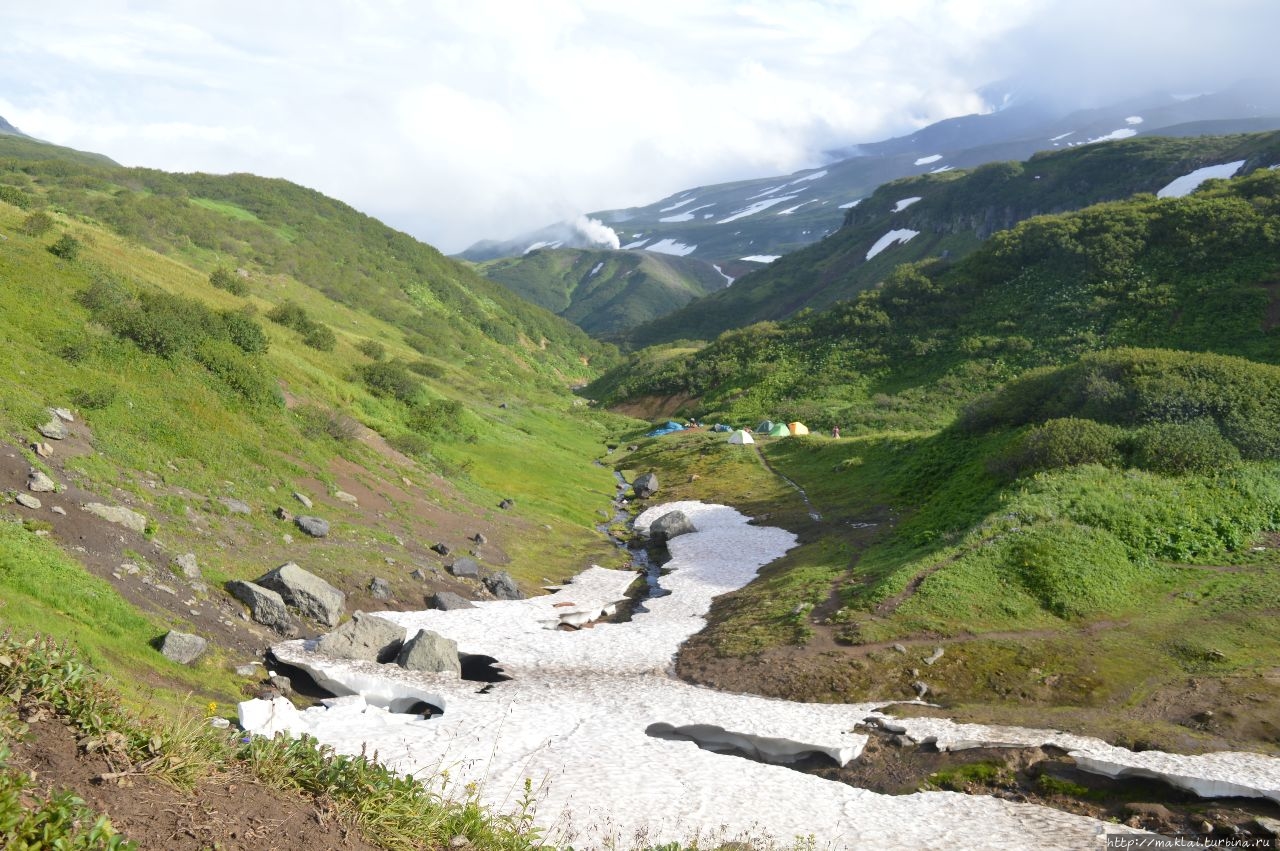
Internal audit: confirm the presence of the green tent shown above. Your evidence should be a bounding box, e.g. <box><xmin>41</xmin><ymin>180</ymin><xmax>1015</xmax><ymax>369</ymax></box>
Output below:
<box><xmin>767</xmin><ymin>423</ymin><xmax>790</xmax><ymax>437</ymax></box>
<box><xmin>756</xmin><ymin>420</ymin><xmax>775</xmax><ymax>433</ymax></box>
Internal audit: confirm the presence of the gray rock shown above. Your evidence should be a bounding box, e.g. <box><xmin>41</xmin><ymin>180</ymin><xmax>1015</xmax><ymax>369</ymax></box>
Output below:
<box><xmin>431</xmin><ymin>542</ymin><xmax>451</xmax><ymax>556</ymax></box>
<box><xmin>369</xmin><ymin>576</ymin><xmax>392</xmax><ymax>599</ymax></box>
<box><xmin>37</xmin><ymin>416</ymin><xmax>68</xmax><ymax>440</ymax></box>
<box><xmin>649</xmin><ymin>510</ymin><xmax>696</xmax><ymax>542</ymax></box>
<box><xmin>234</xmin><ymin>663</ymin><xmax>262</xmax><ymax>677</ymax></box>
<box><xmin>268</xmin><ymin>674</ymin><xmax>293</xmax><ymax>696</ymax></box>
<box><xmin>52</xmin><ymin>407</ymin><xmax>74</xmax><ymax>423</ymax></box>
<box><xmin>159</xmin><ymin>631</ymin><xmax>207</xmax><ymax>665</ymax></box>
<box><xmin>891</xmin><ymin>643</ymin><xmax>908</xmax><ymax>654</ymax></box>
<box><xmin>32</xmin><ymin>441</ymin><xmax>53</xmax><ymax>459</ymax></box>
<box><xmin>483</xmin><ymin>571</ymin><xmax>522</xmax><ymax>600</ymax></box>
<box><xmin>316</xmin><ymin>611</ymin><xmax>404</xmax><ymax>663</ymax></box>
<box><xmin>473</xmin><ymin>532</ymin><xmax>488</xmax><ymax>545</ymax></box>
<box><xmin>396</xmin><ymin>629</ymin><xmax>461</xmax><ymax>676</ymax></box>
<box><xmin>409</xmin><ymin>568</ymin><xmax>429</xmax><ymax>582</ymax></box>
<box><xmin>15</xmin><ymin>493</ymin><xmax>41</xmax><ymax>510</ymax></box>
<box><xmin>294</xmin><ymin>515</ymin><xmax>330</xmax><ymax>538</ymax></box>
<box><xmin>50</xmin><ymin>505</ymin><xmax>66</xmax><ymax>516</ymax></box>
<box><xmin>431</xmin><ymin>591</ymin><xmax>475</xmax><ymax>610</ymax></box>
<box><xmin>334</xmin><ymin>490</ymin><xmax>359</xmax><ymax>506</ymax></box>
<box><xmin>227</xmin><ymin>580</ymin><xmax>294</xmax><ymax>633</ymax></box>
<box><xmin>255</xmin><ymin>562</ymin><xmax>345</xmax><ymax>626</ymax></box>
<box><xmin>498</xmin><ymin>498</ymin><xmax>515</xmax><ymax>510</ymax></box>
<box><xmin>924</xmin><ymin>647</ymin><xmax>945</xmax><ymax>666</ymax></box>
<box><xmin>292</xmin><ymin>491</ymin><xmax>313</xmax><ymax>509</ymax></box>
<box><xmin>912</xmin><ymin>680</ymin><xmax>930</xmax><ymax>698</ymax></box>
<box><xmin>27</xmin><ymin>469</ymin><xmax>57</xmax><ymax>493</ymax></box>
<box><xmin>273</xmin><ymin>506</ymin><xmax>293</xmax><ymax>521</ymax></box>
<box><xmin>448</xmin><ymin>557</ymin><xmax>480</xmax><ymax>578</ymax></box>
<box><xmin>1255</xmin><ymin>816</ymin><xmax>1280</xmax><ymax>837</ymax></box>
<box><xmin>175</xmin><ymin>552</ymin><xmax>202</xmax><ymax>580</ymax></box>
<box><xmin>632</xmin><ymin>472</ymin><xmax>659</xmax><ymax>498</ymax></box>
<box><xmin>83</xmin><ymin>503</ymin><xmax>148</xmax><ymax>534</ymax></box>
<box><xmin>219</xmin><ymin>497</ymin><xmax>252</xmax><ymax>515</ymax></box>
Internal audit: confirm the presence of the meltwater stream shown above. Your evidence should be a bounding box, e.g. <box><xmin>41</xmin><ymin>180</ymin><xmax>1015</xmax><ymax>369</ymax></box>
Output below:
<box><xmin>240</xmin><ymin>501</ymin><xmax>1280</xmax><ymax>849</ymax></box>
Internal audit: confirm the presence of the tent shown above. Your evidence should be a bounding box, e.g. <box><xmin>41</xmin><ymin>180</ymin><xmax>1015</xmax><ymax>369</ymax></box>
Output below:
<box><xmin>767</xmin><ymin>423</ymin><xmax>791</xmax><ymax>438</ymax></box>
<box><xmin>788</xmin><ymin>422</ymin><xmax>810</xmax><ymax>435</ymax></box>
<box><xmin>645</xmin><ymin>420</ymin><xmax>686</xmax><ymax>437</ymax></box>
<box><xmin>756</xmin><ymin>420</ymin><xmax>775</xmax><ymax>434</ymax></box>
<box><xmin>727</xmin><ymin>429</ymin><xmax>755</xmax><ymax>445</ymax></box>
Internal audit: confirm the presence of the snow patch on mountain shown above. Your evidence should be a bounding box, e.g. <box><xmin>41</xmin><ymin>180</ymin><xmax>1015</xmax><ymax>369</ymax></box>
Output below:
<box><xmin>1125</xmin><ymin>116</ymin><xmax>1144</xmax><ymax>125</ymax></box>
<box><xmin>892</xmin><ymin>197</ymin><xmax>922</xmax><ymax>212</ymax></box>
<box><xmin>659</xmin><ymin>196</ymin><xmax>698</xmax><ymax>213</ymax></box>
<box><xmin>661</xmin><ymin>203</ymin><xmax>715</xmax><ymax>223</ymax></box>
<box><xmin>1088</xmin><ymin>128</ymin><xmax>1138</xmax><ymax>143</ymax></box>
<box><xmin>741</xmin><ymin>255</ymin><xmax>782</xmax><ymax>263</ymax></box>
<box><xmin>777</xmin><ymin>200</ymin><xmax>817</xmax><ymax>215</ymax></box>
<box><xmin>712</xmin><ymin>264</ymin><xmax>735</xmax><ymax>286</ymax></box>
<box><xmin>645</xmin><ymin>238</ymin><xmax>697</xmax><ymax>257</ymax></box>
<box><xmin>1049</xmin><ymin>131</ymin><xmax>1074</xmax><ymax>141</ymax></box>
<box><xmin>589</xmin><ymin>262</ymin><xmax>604</xmax><ymax>277</ymax></box>
<box><xmin>718</xmin><ymin>196</ymin><xmax>798</xmax><ymax>224</ymax></box>
<box><xmin>622</xmin><ymin>238</ymin><xmax>649</xmax><ymax>249</ymax></box>
<box><xmin>914</xmin><ymin>155</ymin><xmax>943</xmax><ymax>166</ymax></box>
<box><xmin>866</xmin><ymin>229</ymin><xmax>919</xmax><ymax>260</ymax></box>
<box><xmin>524</xmin><ymin>240</ymin><xmax>563</xmax><ymax>253</ymax></box>
<box><xmin>789</xmin><ymin>169</ymin><xmax>828</xmax><ymax>184</ymax></box>
<box><xmin>930</xmin><ymin>165</ymin><xmax>953</xmax><ymax>174</ymax></box>
<box><xmin>1157</xmin><ymin>160</ymin><xmax>1246</xmax><ymax>198</ymax></box>
<box><xmin>838</xmin><ymin>199</ymin><xmax>862</xmax><ymax>209</ymax></box>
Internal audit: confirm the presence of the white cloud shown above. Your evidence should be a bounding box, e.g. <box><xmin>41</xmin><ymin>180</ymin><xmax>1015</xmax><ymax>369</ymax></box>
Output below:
<box><xmin>2</xmin><ymin>2</ymin><xmax>1273</xmax><ymax>253</ymax></box>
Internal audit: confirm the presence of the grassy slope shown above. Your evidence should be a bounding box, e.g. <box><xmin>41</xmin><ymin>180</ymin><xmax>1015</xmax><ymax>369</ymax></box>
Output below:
<box><xmin>477</xmin><ymin>247</ymin><xmax>726</xmax><ymax>337</ymax></box>
<box><xmin>625</xmin><ymin>131</ymin><xmax>1280</xmax><ymax>347</ymax></box>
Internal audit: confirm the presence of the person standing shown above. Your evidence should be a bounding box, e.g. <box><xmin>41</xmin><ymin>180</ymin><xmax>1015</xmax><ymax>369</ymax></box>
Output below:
<box><xmin>832</xmin><ymin>426</ymin><xmax>841</xmax><ymax>439</ymax></box>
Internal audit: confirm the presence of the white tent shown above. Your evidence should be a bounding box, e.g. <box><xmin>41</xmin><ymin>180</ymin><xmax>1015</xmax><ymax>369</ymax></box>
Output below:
<box><xmin>727</xmin><ymin>429</ymin><xmax>755</xmax><ymax>445</ymax></box>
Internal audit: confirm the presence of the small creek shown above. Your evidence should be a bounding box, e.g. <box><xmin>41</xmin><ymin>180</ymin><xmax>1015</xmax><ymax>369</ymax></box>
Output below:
<box><xmin>597</xmin><ymin>470</ymin><xmax>671</xmax><ymax>619</ymax></box>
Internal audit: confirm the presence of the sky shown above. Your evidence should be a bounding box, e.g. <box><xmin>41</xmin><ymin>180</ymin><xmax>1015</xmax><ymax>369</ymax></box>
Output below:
<box><xmin>2</xmin><ymin>1</ymin><xmax>1278</xmax><ymax>253</ymax></box>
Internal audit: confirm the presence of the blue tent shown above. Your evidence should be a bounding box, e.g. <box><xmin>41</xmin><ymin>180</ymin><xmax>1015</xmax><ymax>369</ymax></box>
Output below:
<box><xmin>645</xmin><ymin>420</ymin><xmax>686</xmax><ymax>437</ymax></box>
<box><xmin>710</xmin><ymin>423</ymin><xmax>732</xmax><ymax>433</ymax></box>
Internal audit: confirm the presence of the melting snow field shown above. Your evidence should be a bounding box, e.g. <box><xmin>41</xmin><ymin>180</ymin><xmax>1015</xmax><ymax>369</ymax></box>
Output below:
<box><xmin>892</xmin><ymin>196</ymin><xmax>922</xmax><ymax>212</ymax></box>
<box><xmin>741</xmin><ymin>254</ymin><xmax>782</xmax><ymax>263</ymax></box>
<box><xmin>914</xmin><ymin>154</ymin><xmax>943</xmax><ymax>166</ymax></box>
<box><xmin>866</xmin><ymin>228</ymin><xmax>920</xmax><ymax>260</ymax></box>
<box><xmin>240</xmin><ymin>502</ymin><xmax>1280</xmax><ymax>849</ymax></box>
<box><xmin>719</xmin><ymin>196</ymin><xmax>798</xmax><ymax>224</ymax></box>
<box><xmin>1157</xmin><ymin>160</ymin><xmax>1246</xmax><ymax>198</ymax></box>
<box><xmin>644</xmin><ymin>238</ymin><xmax>697</xmax><ymax>257</ymax></box>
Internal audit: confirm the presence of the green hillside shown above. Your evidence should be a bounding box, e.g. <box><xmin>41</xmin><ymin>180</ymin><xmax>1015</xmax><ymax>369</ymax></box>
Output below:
<box><xmin>624</xmin><ymin>132</ymin><xmax>1280</xmax><ymax>347</ymax></box>
<box><xmin>477</xmin><ymin>246</ymin><xmax>727</xmax><ymax>337</ymax></box>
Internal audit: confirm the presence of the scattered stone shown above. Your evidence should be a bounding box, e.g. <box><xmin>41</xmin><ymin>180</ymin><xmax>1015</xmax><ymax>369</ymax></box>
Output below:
<box><xmin>27</xmin><ymin>469</ymin><xmax>57</xmax><ymax>493</ymax></box>
<box><xmin>369</xmin><ymin>577</ymin><xmax>392</xmax><ymax>599</ymax></box>
<box><xmin>498</xmin><ymin>498</ymin><xmax>515</xmax><ymax>510</ymax></box>
<box><xmin>235</xmin><ymin>663</ymin><xmax>262</xmax><ymax>677</ymax></box>
<box><xmin>209</xmin><ymin>716</ymin><xmax>231</xmax><ymax>729</ymax></box>
<box><xmin>255</xmin><ymin>562</ymin><xmax>345</xmax><ymax>626</ymax></box>
<box><xmin>409</xmin><ymin>568</ymin><xmax>429</xmax><ymax>582</ymax></box>
<box><xmin>52</xmin><ymin>407</ymin><xmax>74</xmax><ymax>423</ymax></box>
<box><xmin>1123</xmin><ymin>803</ymin><xmax>1176</xmax><ymax>822</ymax></box>
<box><xmin>448</xmin><ymin>557</ymin><xmax>480</xmax><ymax>578</ymax></box>
<box><xmin>83</xmin><ymin>503</ymin><xmax>148</xmax><ymax>534</ymax></box>
<box><xmin>316</xmin><ymin>611</ymin><xmax>404</xmax><ymax>663</ymax></box>
<box><xmin>890</xmin><ymin>734</ymin><xmax>913</xmax><ymax>748</ymax></box>
<box><xmin>632</xmin><ymin>472</ymin><xmax>659</xmax><ymax>498</ymax></box>
<box><xmin>912</xmin><ymin>681</ymin><xmax>929</xmax><ymax>698</ymax></box>
<box><xmin>431</xmin><ymin>542</ymin><xmax>451</xmax><ymax>556</ymax></box>
<box><xmin>334</xmin><ymin>490</ymin><xmax>359</xmax><ymax>507</ymax></box>
<box><xmin>483</xmin><ymin>571</ymin><xmax>522</xmax><ymax>600</ymax></box>
<box><xmin>450</xmin><ymin>836</ymin><xmax>470</xmax><ymax>849</ymax></box>
<box><xmin>37</xmin><ymin>415</ymin><xmax>68</xmax><ymax>440</ymax></box>
<box><xmin>159</xmin><ymin>631</ymin><xmax>207</xmax><ymax>665</ymax></box>
<box><xmin>294</xmin><ymin>515</ymin><xmax>330</xmax><ymax>538</ymax></box>
<box><xmin>50</xmin><ymin>505</ymin><xmax>66</xmax><ymax>516</ymax></box>
<box><xmin>15</xmin><ymin>493</ymin><xmax>41</xmax><ymax>510</ymax></box>
<box><xmin>650</xmin><ymin>510</ymin><xmax>696</xmax><ymax>542</ymax></box>
<box><xmin>891</xmin><ymin>643</ymin><xmax>907</xmax><ymax>654</ymax></box>
<box><xmin>473</xmin><ymin>532</ymin><xmax>488</xmax><ymax>545</ymax></box>
<box><xmin>431</xmin><ymin>591</ymin><xmax>475</xmax><ymax>611</ymax></box>
<box><xmin>227</xmin><ymin>580</ymin><xmax>295</xmax><ymax>633</ymax></box>
<box><xmin>269</xmin><ymin>674</ymin><xmax>293</xmax><ymax>696</ymax></box>
<box><xmin>282</xmin><ymin>534</ymin><xmax>293</xmax><ymax>545</ymax></box>
<box><xmin>219</xmin><ymin>497</ymin><xmax>252</xmax><ymax>515</ymax></box>
<box><xmin>273</xmin><ymin>506</ymin><xmax>293</xmax><ymax>521</ymax></box>
<box><xmin>396</xmin><ymin>628</ymin><xmax>461</xmax><ymax>675</ymax></box>
<box><xmin>1196</xmin><ymin>820</ymin><xmax>1214</xmax><ymax>835</ymax></box>
<box><xmin>292</xmin><ymin>491</ymin><xmax>313</xmax><ymax>509</ymax></box>
<box><xmin>174</xmin><ymin>553</ymin><xmax>201</xmax><ymax>580</ymax></box>
<box><xmin>924</xmin><ymin>647</ymin><xmax>945</xmax><ymax>666</ymax></box>
<box><xmin>32</xmin><ymin>441</ymin><xmax>53</xmax><ymax>458</ymax></box>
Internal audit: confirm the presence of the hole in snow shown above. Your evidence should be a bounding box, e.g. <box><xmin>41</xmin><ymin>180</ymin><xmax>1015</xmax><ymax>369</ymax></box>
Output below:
<box><xmin>460</xmin><ymin>653</ymin><xmax>510</xmax><ymax>683</ymax></box>
<box><xmin>402</xmin><ymin>699</ymin><xmax>445</xmax><ymax>718</ymax></box>
<box><xmin>645</xmin><ymin>722</ymin><xmax>841</xmax><ymax>767</ymax></box>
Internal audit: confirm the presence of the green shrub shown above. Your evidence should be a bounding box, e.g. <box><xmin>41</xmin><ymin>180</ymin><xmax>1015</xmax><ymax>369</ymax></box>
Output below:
<box><xmin>0</xmin><ymin>185</ymin><xmax>30</xmax><ymax>209</ymax></box>
<box><xmin>18</xmin><ymin>211</ymin><xmax>54</xmax><ymax>236</ymax></box>
<box><xmin>406</xmin><ymin>399</ymin><xmax>464</xmax><ymax>437</ymax></box>
<box><xmin>70</xmin><ymin>385</ymin><xmax>118</xmax><ymax>410</ymax></box>
<box><xmin>266</xmin><ymin>299</ymin><xmax>310</xmax><ymax>332</ymax></box>
<box><xmin>193</xmin><ymin>339</ymin><xmax>278</xmax><ymax>406</ymax></box>
<box><xmin>355</xmin><ymin>339</ymin><xmax>386</xmax><ymax>361</ymax></box>
<box><xmin>992</xmin><ymin>417</ymin><xmax>1123</xmax><ymax>479</ymax></box>
<box><xmin>219</xmin><ymin>308</ymin><xmax>269</xmax><ymax>354</ymax></box>
<box><xmin>209</xmin><ymin>266</ymin><xmax>248</xmax><ymax>296</ymax></box>
<box><xmin>293</xmin><ymin>405</ymin><xmax>359</xmax><ymax>442</ymax></box>
<box><xmin>1127</xmin><ymin>418</ymin><xmax>1241</xmax><ymax>475</ymax></box>
<box><xmin>356</xmin><ymin>359</ymin><xmax>421</xmax><ymax>404</ymax></box>
<box><xmin>1003</xmin><ymin>521</ymin><xmax>1144</xmax><ymax>618</ymax></box>
<box><xmin>301</xmin><ymin>323</ymin><xmax>336</xmax><ymax>351</ymax></box>
<box><xmin>48</xmin><ymin>233</ymin><xmax>82</xmax><ymax>260</ymax></box>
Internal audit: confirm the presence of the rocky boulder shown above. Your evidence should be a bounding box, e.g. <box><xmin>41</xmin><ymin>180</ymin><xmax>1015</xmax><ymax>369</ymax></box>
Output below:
<box><xmin>396</xmin><ymin>628</ymin><xmax>461</xmax><ymax>676</ymax></box>
<box><xmin>294</xmin><ymin>515</ymin><xmax>330</xmax><ymax>538</ymax></box>
<box><xmin>632</xmin><ymin>472</ymin><xmax>659</xmax><ymax>498</ymax></box>
<box><xmin>255</xmin><ymin>562</ymin><xmax>345</xmax><ymax>626</ymax></box>
<box><xmin>227</xmin><ymin>580</ymin><xmax>294</xmax><ymax>633</ymax></box>
<box><xmin>316</xmin><ymin>611</ymin><xmax>404</xmax><ymax>663</ymax></box>
<box><xmin>483</xmin><ymin>571</ymin><xmax>522</xmax><ymax>600</ymax></box>
<box><xmin>27</xmin><ymin>469</ymin><xmax>57</xmax><ymax>493</ymax></box>
<box><xmin>219</xmin><ymin>497</ymin><xmax>252</xmax><ymax>515</ymax></box>
<box><xmin>159</xmin><ymin>631</ymin><xmax>207</xmax><ymax>665</ymax></box>
<box><xmin>37</xmin><ymin>414</ymin><xmax>68</xmax><ymax>441</ymax></box>
<box><xmin>369</xmin><ymin>576</ymin><xmax>392</xmax><ymax>599</ymax></box>
<box><xmin>447</xmin><ymin>557</ymin><xmax>480</xmax><ymax>578</ymax></box>
<box><xmin>174</xmin><ymin>553</ymin><xmax>202</xmax><ymax>580</ymax></box>
<box><xmin>293</xmin><ymin>491</ymin><xmax>313</xmax><ymax>509</ymax></box>
<box><xmin>15</xmin><ymin>493</ymin><xmax>41</xmax><ymax>510</ymax></box>
<box><xmin>431</xmin><ymin>591</ymin><xmax>475</xmax><ymax>611</ymax></box>
<box><xmin>83</xmin><ymin>503</ymin><xmax>148</xmax><ymax>534</ymax></box>
<box><xmin>650</xmin><ymin>510</ymin><xmax>696</xmax><ymax>542</ymax></box>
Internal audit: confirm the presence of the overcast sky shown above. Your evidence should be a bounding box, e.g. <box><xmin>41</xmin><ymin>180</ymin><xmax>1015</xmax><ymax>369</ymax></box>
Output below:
<box><xmin>2</xmin><ymin>1</ymin><xmax>1277</xmax><ymax>253</ymax></box>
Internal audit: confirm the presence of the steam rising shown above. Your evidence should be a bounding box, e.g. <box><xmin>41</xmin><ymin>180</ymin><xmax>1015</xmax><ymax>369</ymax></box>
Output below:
<box><xmin>573</xmin><ymin>215</ymin><xmax>620</xmax><ymax>250</ymax></box>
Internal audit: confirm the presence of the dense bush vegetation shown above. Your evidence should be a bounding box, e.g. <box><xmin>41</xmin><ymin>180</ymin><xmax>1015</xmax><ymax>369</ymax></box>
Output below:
<box><xmin>209</xmin><ymin>265</ymin><xmax>248</xmax><ymax>296</ymax></box>
<box><xmin>266</xmin><ymin>299</ymin><xmax>337</xmax><ymax>351</ymax></box>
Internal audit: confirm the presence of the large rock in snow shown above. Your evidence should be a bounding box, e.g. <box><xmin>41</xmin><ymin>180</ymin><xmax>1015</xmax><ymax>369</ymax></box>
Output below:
<box><xmin>396</xmin><ymin>628</ymin><xmax>461</xmax><ymax>676</ymax></box>
<box><xmin>255</xmin><ymin>562</ymin><xmax>345</xmax><ymax>626</ymax></box>
<box><xmin>484</xmin><ymin>571</ymin><xmax>522</xmax><ymax>600</ymax></box>
<box><xmin>227</xmin><ymin>580</ymin><xmax>294</xmax><ymax>634</ymax></box>
<box><xmin>431</xmin><ymin>591</ymin><xmax>475</xmax><ymax>611</ymax></box>
<box><xmin>649</xmin><ymin>510</ymin><xmax>697</xmax><ymax>543</ymax></box>
<box><xmin>632</xmin><ymin>472</ymin><xmax>659</xmax><ymax>499</ymax></box>
<box><xmin>316</xmin><ymin>611</ymin><xmax>404</xmax><ymax>663</ymax></box>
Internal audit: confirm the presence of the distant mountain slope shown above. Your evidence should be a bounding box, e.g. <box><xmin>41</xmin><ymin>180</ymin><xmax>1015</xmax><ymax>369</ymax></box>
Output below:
<box><xmin>0</xmin><ymin>114</ymin><xmax>24</xmax><ymax>135</ymax></box>
<box><xmin>622</xmin><ymin>131</ymin><xmax>1280</xmax><ymax>347</ymax></box>
<box><xmin>0</xmin><ymin>120</ymin><xmax>118</xmax><ymax>166</ymax></box>
<box><xmin>464</xmin><ymin>83</ymin><xmax>1280</xmax><ymax>273</ymax></box>
<box><xmin>477</xmin><ymin>247</ymin><xmax>728</xmax><ymax>338</ymax></box>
